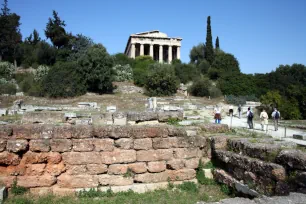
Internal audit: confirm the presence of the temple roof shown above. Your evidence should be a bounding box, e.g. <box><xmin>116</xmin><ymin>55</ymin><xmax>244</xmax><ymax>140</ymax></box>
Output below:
<box><xmin>132</xmin><ymin>30</ymin><xmax>168</xmax><ymax>38</ymax></box>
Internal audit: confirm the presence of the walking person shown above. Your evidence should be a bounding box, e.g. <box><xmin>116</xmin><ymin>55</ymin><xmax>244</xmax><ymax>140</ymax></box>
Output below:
<box><xmin>238</xmin><ymin>104</ymin><xmax>242</xmax><ymax>119</ymax></box>
<box><xmin>246</xmin><ymin>107</ymin><xmax>253</xmax><ymax>129</ymax></box>
<box><xmin>271</xmin><ymin>108</ymin><xmax>280</xmax><ymax>131</ymax></box>
<box><xmin>260</xmin><ymin>109</ymin><xmax>269</xmax><ymax>131</ymax></box>
<box><xmin>214</xmin><ymin>105</ymin><xmax>222</xmax><ymax>124</ymax></box>
<box><xmin>229</xmin><ymin>105</ymin><xmax>234</xmax><ymax>117</ymax></box>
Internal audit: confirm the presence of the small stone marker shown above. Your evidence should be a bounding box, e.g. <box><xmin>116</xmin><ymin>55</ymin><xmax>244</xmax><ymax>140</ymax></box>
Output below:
<box><xmin>293</xmin><ymin>133</ymin><xmax>306</xmax><ymax>141</ymax></box>
<box><xmin>0</xmin><ymin>109</ymin><xmax>7</xmax><ymax>116</ymax></box>
<box><xmin>65</xmin><ymin>112</ymin><xmax>77</xmax><ymax>118</ymax></box>
<box><xmin>0</xmin><ymin>186</ymin><xmax>8</xmax><ymax>203</ymax></box>
<box><xmin>107</xmin><ymin>106</ymin><xmax>117</xmax><ymax>113</ymax></box>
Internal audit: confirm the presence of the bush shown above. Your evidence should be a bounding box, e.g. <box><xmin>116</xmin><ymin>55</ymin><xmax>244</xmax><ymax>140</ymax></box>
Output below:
<box><xmin>133</xmin><ymin>56</ymin><xmax>154</xmax><ymax>86</ymax></box>
<box><xmin>189</xmin><ymin>78</ymin><xmax>211</xmax><ymax>97</ymax></box>
<box><xmin>145</xmin><ymin>63</ymin><xmax>178</xmax><ymax>96</ymax></box>
<box><xmin>174</xmin><ymin>63</ymin><xmax>200</xmax><ymax>84</ymax></box>
<box><xmin>0</xmin><ymin>78</ymin><xmax>17</xmax><ymax>95</ymax></box>
<box><xmin>113</xmin><ymin>64</ymin><xmax>133</xmax><ymax>82</ymax></box>
<box><xmin>226</xmin><ymin>95</ymin><xmax>259</xmax><ymax>106</ymax></box>
<box><xmin>0</xmin><ymin>61</ymin><xmax>15</xmax><ymax>80</ymax></box>
<box><xmin>43</xmin><ymin>62</ymin><xmax>86</xmax><ymax>98</ymax></box>
<box><xmin>198</xmin><ymin>60</ymin><xmax>210</xmax><ymax>74</ymax></box>
<box><xmin>209</xmin><ymin>86</ymin><xmax>223</xmax><ymax>98</ymax></box>
<box><xmin>11</xmin><ymin>179</ymin><xmax>28</xmax><ymax>195</ymax></box>
<box><xmin>177</xmin><ymin>181</ymin><xmax>198</xmax><ymax>193</ymax></box>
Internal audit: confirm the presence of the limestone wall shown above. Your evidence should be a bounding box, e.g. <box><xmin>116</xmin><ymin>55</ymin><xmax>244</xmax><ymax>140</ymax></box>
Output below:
<box><xmin>0</xmin><ymin>124</ymin><xmax>209</xmax><ymax>194</ymax></box>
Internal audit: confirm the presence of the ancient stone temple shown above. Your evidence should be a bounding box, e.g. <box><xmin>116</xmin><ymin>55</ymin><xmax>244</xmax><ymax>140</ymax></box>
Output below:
<box><xmin>124</xmin><ymin>30</ymin><xmax>182</xmax><ymax>63</ymax></box>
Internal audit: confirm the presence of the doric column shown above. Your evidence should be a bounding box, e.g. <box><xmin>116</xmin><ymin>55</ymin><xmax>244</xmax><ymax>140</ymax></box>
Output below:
<box><xmin>177</xmin><ymin>46</ymin><xmax>181</xmax><ymax>60</ymax></box>
<box><xmin>150</xmin><ymin>44</ymin><xmax>154</xmax><ymax>59</ymax></box>
<box><xmin>131</xmin><ymin>43</ymin><xmax>136</xmax><ymax>59</ymax></box>
<box><xmin>159</xmin><ymin>45</ymin><xmax>163</xmax><ymax>63</ymax></box>
<box><xmin>168</xmin><ymin>45</ymin><xmax>172</xmax><ymax>63</ymax></box>
<box><xmin>140</xmin><ymin>44</ymin><xmax>144</xmax><ymax>56</ymax></box>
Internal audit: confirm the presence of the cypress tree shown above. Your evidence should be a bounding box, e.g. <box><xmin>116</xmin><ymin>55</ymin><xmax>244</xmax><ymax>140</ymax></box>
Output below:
<box><xmin>205</xmin><ymin>16</ymin><xmax>214</xmax><ymax>65</ymax></box>
<box><xmin>215</xmin><ymin>36</ymin><xmax>220</xmax><ymax>49</ymax></box>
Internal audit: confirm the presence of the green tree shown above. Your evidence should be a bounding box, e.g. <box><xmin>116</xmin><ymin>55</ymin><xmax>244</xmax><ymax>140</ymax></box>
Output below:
<box><xmin>145</xmin><ymin>63</ymin><xmax>178</xmax><ymax>96</ymax></box>
<box><xmin>78</xmin><ymin>44</ymin><xmax>114</xmax><ymax>93</ymax></box>
<box><xmin>0</xmin><ymin>61</ymin><xmax>15</xmax><ymax>79</ymax></box>
<box><xmin>198</xmin><ymin>59</ymin><xmax>210</xmax><ymax>74</ymax></box>
<box><xmin>215</xmin><ymin>36</ymin><xmax>220</xmax><ymax>49</ymax></box>
<box><xmin>25</xmin><ymin>29</ymin><xmax>41</xmax><ymax>45</ymax></box>
<box><xmin>189</xmin><ymin>78</ymin><xmax>211</xmax><ymax>97</ymax></box>
<box><xmin>205</xmin><ymin>16</ymin><xmax>214</xmax><ymax>64</ymax></box>
<box><xmin>35</xmin><ymin>41</ymin><xmax>57</xmax><ymax>66</ymax></box>
<box><xmin>0</xmin><ymin>0</ymin><xmax>22</xmax><ymax>64</ymax></box>
<box><xmin>45</xmin><ymin>10</ymin><xmax>71</xmax><ymax>49</ymax></box>
<box><xmin>189</xmin><ymin>43</ymin><xmax>205</xmax><ymax>64</ymax></box>
<box><xmin>260</xmin><ymin>90</ymin><xmax>282</xmax><ymax>108</ymax></box>
<box><xmin>67</xmin><ymin>34</ymin><xmax>93</xmax><ymax>62</ymax></box>
<box><xmin>113</xmin><ymin>53</ymin><xmax>134</xmax><ymax>66</ymax></box>
<box><xmin>210</xmin><ymin>51</ymin><xmax>240</xmax><ymax>78</ymax></box>
<box><xmin>133</xmin><ymin>55</ymin><xmax>154</xmax><ymax>86</ymax></box>
<box><xmin>174</xmin><ymin>63</ymin><xmax>200</xmax><ymax>84</ymax></box>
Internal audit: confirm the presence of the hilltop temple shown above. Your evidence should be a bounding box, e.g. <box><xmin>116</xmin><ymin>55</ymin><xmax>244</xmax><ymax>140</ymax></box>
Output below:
<box><xmin>124</xmin><ymin>30</ymin><xmax>182</xmax><ymax>63</ymax></box>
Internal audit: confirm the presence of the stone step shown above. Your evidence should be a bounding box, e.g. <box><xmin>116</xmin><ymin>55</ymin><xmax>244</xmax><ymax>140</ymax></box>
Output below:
<box><xmin>293</xmin><ymin>133</ymin><xmax>306</xmax><ymax>141</ymax></box>
<box><xmin>178</xmin><ymin>120</ymin><xmax>205</xmax><ymax>126</ymax></box>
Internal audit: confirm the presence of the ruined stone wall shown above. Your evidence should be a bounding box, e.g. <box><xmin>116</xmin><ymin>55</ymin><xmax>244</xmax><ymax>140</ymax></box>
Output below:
<box><xmin>0</xmin><ymin>124</ymin><xmax>209</xmax><ymax>194</ymax></box>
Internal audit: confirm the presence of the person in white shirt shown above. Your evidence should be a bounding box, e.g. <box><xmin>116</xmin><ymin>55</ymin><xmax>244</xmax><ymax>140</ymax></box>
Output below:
<box><xmin>260</xmin><ymin>109</ymin><xmax>269</xmax><ymax>131</ymax></box>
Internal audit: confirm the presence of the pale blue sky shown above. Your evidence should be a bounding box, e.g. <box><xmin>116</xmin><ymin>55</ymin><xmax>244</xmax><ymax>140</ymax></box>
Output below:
<box><xmin>4</xmin><ymin>0</ymin><xmax>306</xmax><ymax>73</ymax></box>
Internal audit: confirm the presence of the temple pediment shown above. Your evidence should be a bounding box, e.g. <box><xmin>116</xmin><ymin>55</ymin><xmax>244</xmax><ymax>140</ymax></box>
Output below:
<box><xmin>132</xmin><ymin>30</ymin><xmax>168</xmax><ymax>38</ymax></box>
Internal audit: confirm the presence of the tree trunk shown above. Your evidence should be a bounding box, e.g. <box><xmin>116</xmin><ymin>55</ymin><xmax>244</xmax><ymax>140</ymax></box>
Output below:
<box><xmin>14</xmin><ymin>59</ymin><xmax>17</xmax><ymax>68</ymax></box>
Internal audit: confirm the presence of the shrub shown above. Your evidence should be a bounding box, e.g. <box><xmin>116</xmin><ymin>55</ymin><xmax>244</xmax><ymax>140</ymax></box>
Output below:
<box><xmin>189</xmin><ymin>78</ymin><xmax>211</xmax><ymax>97</ymax></box>
<box><xmin>34</xmin><ymin>65</ymin><xmax>50</xmax><ymax>81</ymax></box>
<box><xmin>209</xmin><ymin>86</ymin><xmax>223</xmax><ymax>98</ymax></box>
<box><xmin>0</xmin><ymin>78</ymin><xmax>17</xmax><ymax>95</ymax></box>
<box><xmin>113</xmin><ymin>64</ymin><xmax>133</xmax><ymax>82</ymax></box>
<box><xmin>133</xmin><ymin>56</ymin><xmax>154</xmax><ymax>86</ymax></box>
<box><xmin>43</xmin><ymin>62</ymin><xmax>86</xmax><ymax>98</ymax></box>
<box><xmin>174</xmin><ymin>63</ymin><xmax>200</xmax><ymax>84</ymax></box>
<box><xmin>198</xmin><ymin>59</ymin><xmax>210</xmax><ymax>74</ymax></box>
<box><xmin>196</xmin><ymin>159</ymin><xmax>216</xmax><ymax>185</ymax></box>
<box><xmin>11</xmin><ymin>179</ymin><xmax>28</xmax><ymax>195</ymax></box>
<box><xmin>0</xmin><ymin>61</ymin><xmax>15</xmax><ymax>80</ymax></box>
<box><xmin>145</xmin><ymin>63</ymin><xmax>178</xmax><ymax>96</ymax></box>
<box><xmin>177</xmin><ymin>181</ymin><xmax>198</xmax><ymax>193</ymax></box>
<box><xmin>226</xmin><ymin>95</ymin><xmax>259</xmax><ymax>106</ymax></box>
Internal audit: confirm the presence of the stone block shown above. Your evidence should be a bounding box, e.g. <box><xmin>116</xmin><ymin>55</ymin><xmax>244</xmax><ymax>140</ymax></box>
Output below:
<box><xmin>276</xmin><ymin>150</ymin><xmax>306</xmax><ymax>171</ymax></box>
<box><xmin>157</xmin><ymin>111</ymin><xmax>183</xmax><ymax>122</ymax></box>
<box><xmin>108</xmin><ymin>164</ymin><xmax>128</xmax><ymax>175</ymax></box>
<box><xmin>129</xmin><ymin>126</ymin><xmax>168</xmax><ymax>138</ymax></box>
<box><xmin>52</xmin><ymin>125</ymin><xmax>72</xmax><ymax>139</ymax></box>
<box><xmin>134</xmin><ymin>172</ymin><xmax>169</xmax><ymax>183</ymax></box>
<box><xmin>0</xmin><ymin>126</ymin><xmax>12</xmax><ymax>139</ymax></box>
<box><xmin>72</xmin><ymin>139</ymin><xmax>94</xmax><ymax>152</ymax></box>
<box><xmin>66</xmin><ymin>165</ymin><xmax>87</xmax><ymax>175</ymax></box>
<box><xmin>114</xmin><ymin>138</ymin><xmax>133</xmax><ymax>149</ymax></box>
<box><xmin>51</xmin><ymin>139</ymin><xmax>72</xmax><ymax>152</ymax></box>
<box><xmin>29</xmin><ymin>139</ymin><xmax>50</xmax><ymax>152</ymax></box>
<box><xmin>173</xmin><ymin>148</ymin><xmax>202</xmax><ymax>159</ymax></box>
<box><xmin>136</xmin><ymin>120</ymin><xmax>159</xmax><ymax>125</ymax></box>
<box><xmin>98</xmin><ymin>174</ymin><xmax>133</xmax><ymax>186</ymax></box>
<box><xmin>148</xmin><ymin>161</ymin><xmax>166</xmax><ymax>173</ymax></box>
<box><xmin>204</xmin><ymin>169</ymin><xmax>213</xmax><ymax>179</ymax></box>
<box><xmin>17</xmin><ymin>175</ymin><xmax>56</xmax><ymax>188</ymax></box>
<box><xmin>211</xmin><ymin>136</ymin><xmax>228</xmax><ymax>150</ymax></box>
<box><xmin>127</xmin><ymin>112</ymin><xmax>158</xmax><ymax>122</ymax></box>
<box><xmin>113</xmin><ymin>112</ymin><xmax>127</xmax><ymax>126</ymax></box>
<box><xmin>25</xmin><ymin>164</ymin><xmax>46</xmax><ymax>176</ymax></box>
<box><xmin>21</xmin><ymin>152</ymin><xmax>61</xmax><ymax>164</ymax></box>
<box><xmin>152</xmin><ymin>138</ymin><xmax>178</xmax><ymax>149</ymax></box>
<box><xmin>184</xmin><ymin>158</ymin><xmax>199</xmax><ymax>169</ymax></box>
<box><xmin>166</xmin><ymin>159</ymin><xmax>185</xmax><ymax>170</ymax></box>
<box><xmin>137</xmin><ymin>149</ymin><xmax>173</xmax><ymax>162</ymax></box>
<box><xmin>0</xmin><ymin>152</ymin><xmax>20</xmax><ymax>165</ymax></box>
<box><xmin>293</xmin><ymin>134</ymin><xmax>306</xmax><ymax>140</ymax></box>
<box><xmin>94</xmin><ymin>139</ymin><xmax>114</xmax><ymax>152</ymax></box>
<box><xmin>0</xmin><ymin>140</ymin><xmax>6</xmax><ymax>152</ymax></box>
<box><xmin>30</xmin><ymin>187</ymin><xmax>53</xmax><ymax>195</ymax></box>
<box><xmin>0</xmin><ymin>176</ymin><xmax>16</xmax><ymax>187</ymax></box>
<box><xmin>199</xmin><ymin>124</ymin><xmax>229</xmax><ymax>133</ymax></box>
<box><xmin>167</xmin><ymin>126</ymin><xmax>187</xmax><ymax>137</ymax></box>
<box><xmin>0</xmin><ymin>186</ymin><xmax>8</xmax><ymax>202</ymax></box>
<box><xmin>71</xmin><ymin>125</ymin><xmax>93</xmax><ymax>139</ymax></box>
<box><xmin>57</xmin><ymin>174</ymin><xmax>98</xmax><ymax>188</ymax></box>
<box><xmin>62</xmin><ymin>152</ymin><xmax>100</xmax><ymax>165</ymax></box>
<box><xmin>167</xmin><ymin>169</ymin><xmax>196</xmax><ymax>181</ymax></box>
<box><xmin>128</xmin><ymin>162</ymin><xmax>147</xmax><ymax>174</ymax></box>
<box><xmin>45</xmin><ymin>161</ymin><xmax>65</xmax><ymax>176</ymax></box>
<box><xmin>106</xmin><ymin>106</ymin><xmax>116</xmax><ymax>113</ymax></box>
<box><xmin>6</xmin><ymin>140</ymin><xmax>28</xmax><ymax>153</ymax></box>
<box><xmin>86</xmin><ymin>164</ymin><xmax>107</xmax><ymax>175</ymax></box>
<box><xmin>100</xmin><ymin>150</ymin><xmax>136</xmax><ymax>164</ymax></box>
<box><xmin>134</xmin><ymin>138</ymin><xmax>152</xmax><ymax>150</ymax></box>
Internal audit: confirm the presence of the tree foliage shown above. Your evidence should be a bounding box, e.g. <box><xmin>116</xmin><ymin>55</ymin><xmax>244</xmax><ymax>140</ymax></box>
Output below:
<box><xmin>0</xmin><ymin>61</ymin><xmax>15</xmax><ymax>79</ymax></box>
<box><xmin>67</xmin><ymin>34</ymin><xmax>93</xmax><ymax>62</ymax></box>
<box><xmin>211</xmin><ymin>51</ymin><xmax>240</xmax><ymax>77</ymax></box>
<box><xmin>25</xmin><ymin>29</ymin><xmax>41</xmax><ymax>45</ymax></box>
<box><xmin>133</xmin><ymin>56</ymin><xmax>154</xmax><ymax>86</ymax></box>
<box><xmin>215</xmin><ymin>36</ymin><xmax>220</xmax><ymax>49</ymax></box>
<box><xmin>174</xmin><ymin>62</ymin><xmax>200</xmax><ymax>84</ymax></box>
<box><xmin>189</xmin><ymin>43</ymin><xmax>205</xmax><ymax>64</ymax></box>
<box><xmin>78</xmin><ymin>44</ymin><xmax>114</xmax><ymax>93</ymax></box>
<box><xmin>205</xmin><ymin>16</ymin><xmax>214</xmax><ymax>64</ymax></box>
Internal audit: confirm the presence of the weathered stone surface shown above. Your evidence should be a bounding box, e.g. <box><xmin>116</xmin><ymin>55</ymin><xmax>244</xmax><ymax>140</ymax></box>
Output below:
<box><xmin>6</xmin><ymin>140</ymin><xmax>28</xmax><ymax>153</ymax></box>
<box><xmin>25</xmin><ymin>164</ymin><xmax>46</xmax><ymax>176</ymax></box>
<box><xmin>72</xmin><ymin>139</ymin><xmax>94</xmax><ymax>152</ymax></box>
<box><xmin>98</xmin><ymin>174</ymin><xmax>133</xmax><ymax>186</ymax></box>
<box><xmin>211</xmin><ymin>136</ymin><xmax>228</xmax><ymax>150</ymax></box>
<box><xmin>101</xmin><ymin>150</ymin><xmax>136</xmax><ymax>164</ymax></box>
<box><xmin>0</xmin><ymin>151</ymin><xmax>20</xmax><ymax>165</ymax></box>
<box><xmin>148</xmin><ymin>161</ymin><xmax>166</xmax><ymax>173</ymax></box>
<box><xmin>173</xmin><ymin>148</ymin><xmax>202</xmax><ymax>159</ymax></box>
<box><xmin>52</xmin><ymin>125</ymin><xmax>72</xmax><ymax>139</ymax></box>
<box><xmin>45</xmin><ymin>161</ymin><xmax>65</xmax><ymax>176</ymax></box>
<box><xmin>177</xmin><ymin>136</ymin><xmax>207</xmax><ymax>148</ymax></box>
<box><xmin>184</xmin><ymin>158</ymin><xmax>199</xmax><ymax>169</ymax></box>
<box><xmin>30</xmin><ymin>187</ymin><xmax>53</xmax><ymax>195</ymax></box>
<box><xmin>71</xmin><ymin>125</ymin><xmax>93</xmax><ymax>139</ymax></box>
<box><xmin>134</xmin><ymin>171</ymin><xmax>169</xmax><ymax>183</ymax></box>
<box><xmin>108</xmin><ymin>164</ymin><xmax>128</xmax><ymax>175</ymax></box>
<box><xmin>167</xmin><ymin>126</ymin><xmax>187</xmax><ymax>137</ymax></box>
<box><xmin>128</xmin><ymin>162</ymin><xmax>147</xmax><ymax>173</ymax></box>
<box><xmin>276</xmin><ymin>149</ymin><xmax>306</xmax><ymax>171</ymax></box>
<box><xmin>0</xmin><ymin>139</ymin><xmax>7</xmax><ymax>151</ymax></box>
<box><xmin>157</xmin><ymin>112</ymin><xmax>183</xmax><ymax>122</ymax></box>
<box><xmin>0</xmin><ymin>125</ymin><xmax>13</xmax><ymax>139</ymax></box>
<box><xmin>66</xmin><ymin>165</ymin><xmax>87</xmax><ymax>175</ymax></box>
<box><xmin>137</xmin><ymin>149</ymin><xmax>173</xmax><ymax>162</ymax></box>
<box><xmin>86</xmin><ymin>164</ymin><xmax>107</xmax><ymax>175</ymax></box>
<box><xmin>0</xmin><ymin>176</ymin><xmax>16</xmax><ymax>187</ymax></box>
<box><xmin>51</xmin><ymin>139</ymin><xmax>72</xmax><ymax>152</ymax></box>
<box><xmin>167</xmin><ymin>159</ymin><xmax>185</xmax><ymax>170</ymax></box>
<box><xmin>296</xmin><ymin>171</ymin><xmax>306</xmax><ymax>188</ymax></box>
<box><xmin>134</xmin><ymin>138</ymin><xmax>152</xmax><ymax>150</ymax></box>
<box><xmin>167</xmin><ymin>169</ymin><xmax>196</xmax><ymax>181</ymax></box>
<box><xmin>152</xmin><ymin>138</ymin><xmax>178</xmax><ymax>149</ymax></box>
<box><xmin>215</xmin><ymin>150</ymin><xmax>286</xmax><ymax>181</ymax></box>
<box><xmin>199</xmin><ymin>124</ymin><xmax>229</xmax><ymax>133</ymax></box>
<box><xmin>94</xmin><ymin>139</ymin><xmax>114</xmax><ymax>152</ymax></box>
<box><xmin>21</xmin><ymin>152</ymin><xmax>61</xmax><ymax>164</ymax></box>
<box><xmin>29</xmin><ymin>140</ymin><xmax>50</xmax><ymax>152</ymax></box>
<box><xmin>129</xmin><ymin>126</ymin><xmax>168</xmax><ymax>138</ymax></box>
<box><xmin>127</xmin><ymin>112</ymin><xmax>158</xmax><ymax>122</ymax></box>
<box><xmin>62</xmin><ymin>152</ymin><xmax>100</xmax><ymax>165</ymax></box>
<box><xmin>114</xmin><ymin>138</ymin><xmax>133</xmax><ymax>149</ymax></box>
<box><xmin>17</xmin><ymin>175</ymin><xmax>56</xmax><ymax>188</ymax></box>
<box><xmin>57</xmin><ymin>174</ymin><xmax>98</xmax><ymax>188</ymax></box>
